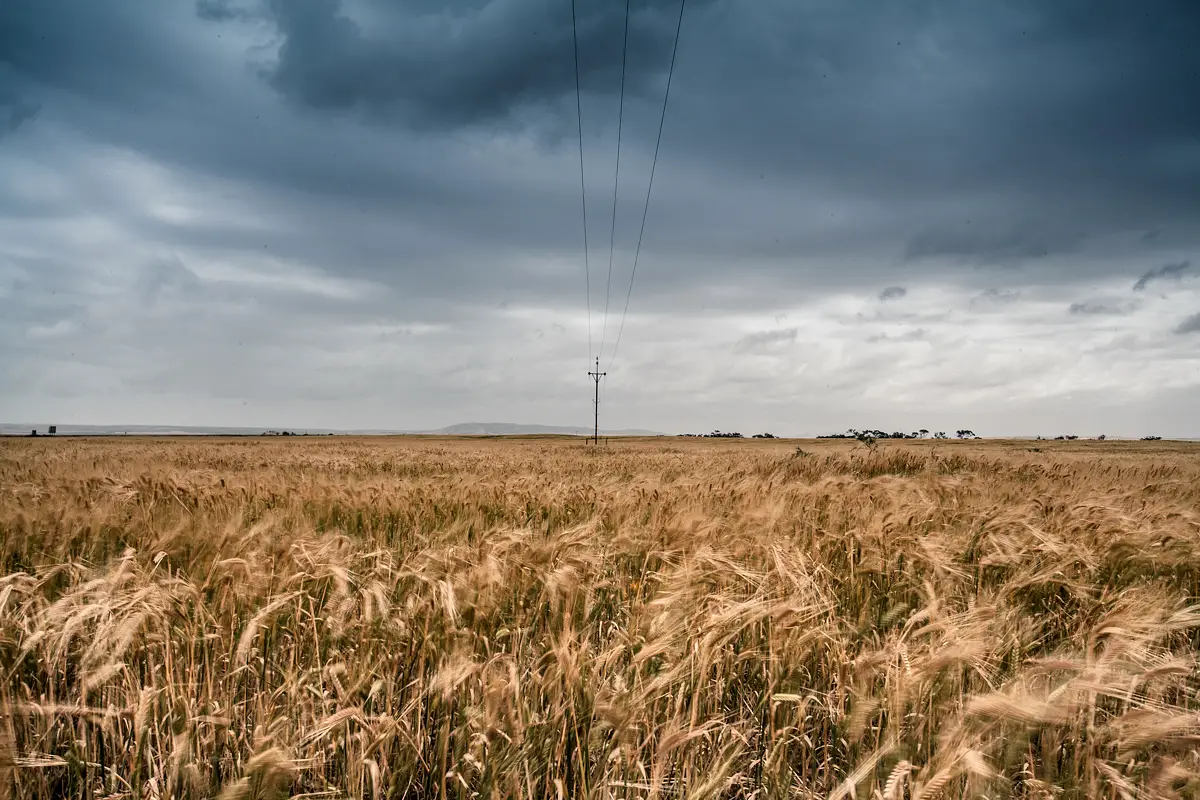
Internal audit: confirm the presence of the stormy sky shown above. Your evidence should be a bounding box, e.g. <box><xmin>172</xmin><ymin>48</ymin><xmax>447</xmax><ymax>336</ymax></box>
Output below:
<box><xmin>2</xmin><ymin>0</ymin><xmax>1198</xmax><ymax>436</ymax></box>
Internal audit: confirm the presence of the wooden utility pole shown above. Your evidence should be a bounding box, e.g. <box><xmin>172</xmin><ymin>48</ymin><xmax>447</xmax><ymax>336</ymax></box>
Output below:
<box><xmin>588</xmin><ymin>357</ymin><xmax>606</xmax><ymax>444</ymax></box>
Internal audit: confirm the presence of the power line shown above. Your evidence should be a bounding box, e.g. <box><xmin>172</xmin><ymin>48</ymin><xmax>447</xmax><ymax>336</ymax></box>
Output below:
<box><xmin>608</xmin><ymin>0</ymin><xmax>687</xmax><ymax>370</ymax></box>
<box><xmin>599</xmin><ymin>0</ymin><xmax>632</xmax><ymax>362</ymax></box>
<box><xmin>569</xmin><ymin>0</ymin><xmax>592</xmax><ymax>362</ymax></box>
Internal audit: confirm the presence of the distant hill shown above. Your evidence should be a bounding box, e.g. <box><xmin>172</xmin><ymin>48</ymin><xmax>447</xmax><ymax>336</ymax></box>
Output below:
<box><xmin>0</xmin><ymin>424</ymin><xmax>354</xmax><ymax>436</ymax></box>
<box><xmin>1</xmin><ymin>424</ymin><xmax>297</xmax><ymax>436</ymax></box>
<box><xmin>430</xmin><ymin>422</ymin><xmax>662</xmax><ymax>437</ymax></box>
<box><xmin>3</xmin><ymin>422</ymin><xmax>663</xmax><ymax>437</ymax></box>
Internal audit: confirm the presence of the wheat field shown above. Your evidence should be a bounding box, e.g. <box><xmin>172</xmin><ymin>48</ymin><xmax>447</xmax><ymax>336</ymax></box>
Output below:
<box><xmin>2</xmin><ymin>436</ymin><xmax>1199</xmax><ymax>799</ymax></box>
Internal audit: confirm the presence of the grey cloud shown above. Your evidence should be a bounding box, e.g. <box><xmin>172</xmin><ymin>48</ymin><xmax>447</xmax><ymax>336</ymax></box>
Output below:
<box><xmin>0</xmin><ymin>97</ymin><xmax>39</xmax><ymax>138</ymax></box>
<box><xmin>0</xmin><ymin>69</ymin><xmax>40</xmax><ymax>139</ymax></box>
<box><xmin>867</xmin><ymin>328</ymin><xmax>927</xmax><ymax>344</ymax></box>
<box><xmin>859</xmin><ymin>308</ymin><xmax>953</xmax><ymax>325</ymax></box>
<box><xmin>199</xmin><ymin>0</ymin><xmax>1200</xmax><ymax>276</ymax></box>
<box><xmin>735</xmin><ymin>328</ymin><xmax>797</xmax><ymax>352</ymax></box>
<box><xmin>903</xmin><ymin>222</ymin><xmax>1084</xmax><ymax>264</ymax></box>
<box><xmin>0</xmin><ymin>2</ymin><xmax>206</xmax><ymax>109</ymax></box>
<box><xmin>5</xmin><ymin>0</ymin><xmax>1198</xmax><ymax>297</ymax></box>
<box><xmin>879</xmin><ymin>286</ymin><xmax>906</xmax><ymax>302</ymax></box>
<box><xmin>970</xmin><ymin>288</ymin><xmax>1021</xmax><ymax>308</ymax></box>
<box><xmin>1133</xmin><ymin>260</ymin><xmax>1193</xmax><ymax>291</ymax></box>
<box><xmin>1068</xmin><ymin>301</ymin><xmax>1137</xmax><ymax>316</ymax></box>
<box><xmin>215</xmin><ymin>0</ymin><xmax>705</xmax><ymax>131</ymax></box>
<box><xmin>1177</xmin><ymin>313</ymin><xmax>1200</xmax><ymax>335</ymax></box>
<box><xmin>3</xmin><ymin>0</ymin><xmax>1200</xmax><ymax>434</ymax></box>
<box><xmin>195</xmin><ymin>0</ymin><xmax>257</xmax><ymax>22</ymax></box>
<box><xmin>139</xmin><ymin>256</ymin><xmax>205</xmax><ymax>306</ymax></box>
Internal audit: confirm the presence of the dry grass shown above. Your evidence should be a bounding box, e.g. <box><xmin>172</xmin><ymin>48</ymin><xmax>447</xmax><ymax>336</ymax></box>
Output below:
<box><xmin>2</xmin><ymin>435</ymin><xmax>1200</xmax><ymax>799</ymax></box>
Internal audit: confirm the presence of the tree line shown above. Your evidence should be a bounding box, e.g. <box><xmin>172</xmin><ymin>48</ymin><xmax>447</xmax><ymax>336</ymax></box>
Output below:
<box><xmin>678</xmin><ymin>431</ymin><xmax>778</xmax><ymax>439</ymax></box>
<box><xmin>678</xmin><ymin>429</ymin><xmax>1164</xmax><ymax>442</ymax></box>
<box><xmin>819</xmin><ymin>429</ymin><xmax>976</xmax><ymax>441</ymax></box>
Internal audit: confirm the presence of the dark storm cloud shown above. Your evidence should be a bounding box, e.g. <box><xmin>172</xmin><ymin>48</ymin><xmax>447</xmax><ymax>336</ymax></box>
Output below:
<box><xmin>1133</xmin><ymin>261</ymin><xmax>1194</xmax><ymax>291</ymax></box>
<box><xmin>185</xmin><ymin>0</ymin><xmax>1200</xmax><ymax>278</ymax></box>
<box><xmin>879</xmin><ymin>286</ymin><xmax>906</xmax><ymax>302</ymax></box>
<box><xmin>4</xmin><ymin>0</ymin><xmax>1199</xmax><ymax>290</ymax></box>
<box><xmin>197</xmin><ymin>0</ymin><xmax>701</xmax><ymax>130</ymax></box>
<box><xmin>0</xmin><ymin>2</ymin><xmax>206</xmax><ymax>109</ymax></box>
<box><xmin>664</xmin><ymin>0</ymin><xmax>1200</xmax><ymax>266</ymax></box>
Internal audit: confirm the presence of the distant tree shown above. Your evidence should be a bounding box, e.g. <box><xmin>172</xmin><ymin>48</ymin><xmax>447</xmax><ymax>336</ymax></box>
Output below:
<box><xmin>1096</xmin><ymin>434</ymin><xmax>1106</xmax><ymax>441</ymax></box>
<box><xmin>934</xmin><ymin>431</ymin><xmax>948</xmax><ymax>439</ymax></box>
<box><xmin>1142</xmin><ymin>435</ymin><xmax>1162</xmax><ymax>441</ymax></box>
<box><xmin>853</xmin><ymin>430</ymin><xmax>879</xmax><ymax>449</ymax></box>
<box><xmin>919</xmin><ymin>429</ymin><xmax>929</xmax><ymax>438</ymax></box>
<box><xmin>955</xmin><ymin>430</ymin><xmax>976</xmax><ymax>439</ymax></box>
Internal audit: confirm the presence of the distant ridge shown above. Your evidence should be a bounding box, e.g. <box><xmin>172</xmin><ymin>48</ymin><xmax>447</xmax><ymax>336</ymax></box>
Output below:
<box><xmin>0</xmin><ymin>424</ymin><xmax>345</xmax><ymax>436</ymax></box>
<box><xmin>430</xmin><ymin>422</ymin><xmax>662</xmax><ymax>437</ymax></box>
<box><xmin>3</xmin><ymin>422</ymin><xmax>663</xmax><ymax>437</ymax></box>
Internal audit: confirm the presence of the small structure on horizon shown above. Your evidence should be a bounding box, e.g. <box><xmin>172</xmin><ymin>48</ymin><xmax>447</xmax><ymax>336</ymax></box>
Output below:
<box><xmin>49</xmin><ymin>425</ymin><xmax>57</xmax><ymax>435</ymax></box>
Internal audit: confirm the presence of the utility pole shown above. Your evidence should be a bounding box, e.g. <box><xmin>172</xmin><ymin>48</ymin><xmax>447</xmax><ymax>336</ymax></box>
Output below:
<box><xmin>588</xmin><ymin>357</ymin><xmax>606</xmax><ymax>444</ymax></box>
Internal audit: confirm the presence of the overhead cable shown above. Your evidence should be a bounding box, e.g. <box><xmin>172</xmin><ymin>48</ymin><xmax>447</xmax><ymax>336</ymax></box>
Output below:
<box><xmin>608</xmin><ymin>0</ymin><xmax>688</xmax><ymax>370</ymax></box>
